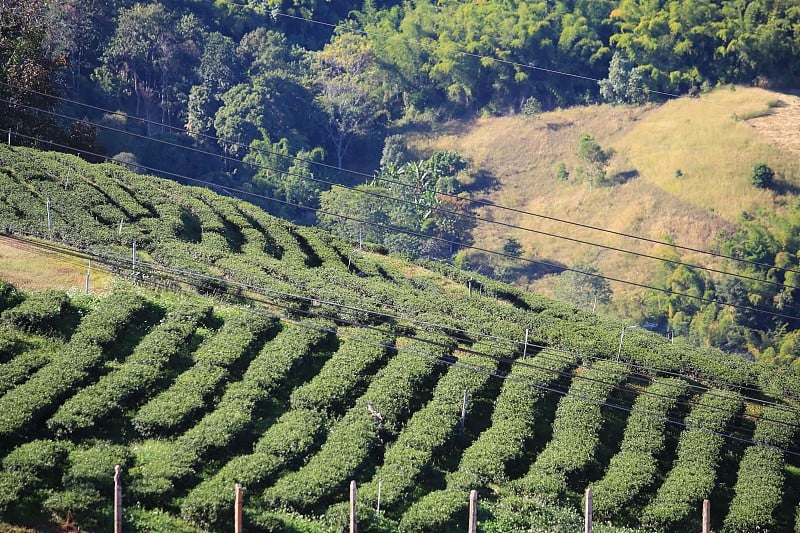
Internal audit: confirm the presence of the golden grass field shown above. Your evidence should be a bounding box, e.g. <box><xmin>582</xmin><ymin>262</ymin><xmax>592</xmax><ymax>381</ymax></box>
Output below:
<box><xmin>410</xmin><ymin>86</ymin><xmax>800</xmax><ymax>317</ymax></box>
<box><xmin>0</xmin><ymin>236</ymin><xmax>114</xmax><ymax>294</ymax></box>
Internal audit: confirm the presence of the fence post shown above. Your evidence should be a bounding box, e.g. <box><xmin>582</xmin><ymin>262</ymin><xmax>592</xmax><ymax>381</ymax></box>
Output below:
<box><xmin>468</xmin><ymin>489</ymin><xmax>478</xmax><ymax>533</ymax></box>
<box><xmin>114</xmin><ymin>465</ymin><xmax>122</xmax><ymax>533</ymax></box>
<box><xmin>702</xmin><ymin>499</ymin><xmax>711</xmax><ymax>533</ymax></box>
<box><xmin>234</xmin><ymin>483</ymin><xmax>243</xmax><ymax>533</ymax></box>
<box><xmin>376</xmin><ymin>478</ymin><xmax>383</xmax><ymax>516</ymax></box>
<box><xmin>460</xmin><ymin>390</ymin><xmax>468</xmax><ymax>433</ymax></box>
<box><xmin>522</xmin><ymin>326</ymin><xmax>530</xmax><ymax>360</ymax></box>
<box><xmin>85</xmin><ymin>260</ymin><xmax>91</xmax><ymax>295</ymax></box>
<box><xmin>584</xmin><ymin>487</ymin><xmax>592</xmax><ymax>533</ymax></box>
<box><xmin>350</xmin><ymin>480</ymin><xmax>357</xmax><ymax>533</ymax></box>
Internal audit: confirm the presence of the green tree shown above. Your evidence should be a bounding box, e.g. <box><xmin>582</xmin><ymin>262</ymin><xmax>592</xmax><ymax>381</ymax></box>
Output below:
<box><xmin>577</xmin><ymin>133</ymin><xmax>611</xmax><ymax>191</ymax></box>
<box><xmin>552</xmin><ymin>264</ymin><xmax>612</xmax><ymax>312</ymax></box>
<box><xmin>0</xmin><ymin>0</ymin><xmax>62</xmax><ymax>144</ymax></box>
<box><xmin>599</xmin><ymin>51</ymin><xmax>646</xmax><ymax>105</ymax></box>
<box><xmin>96</xmin><ymin>3</ymin><xmax>203</xmax><ymax>134</ymax></box>
<box><xmin>750</xmin><ymin>162</ymin><xmax>774</xmax><ymax>188</ymax></box>
<box><xmin>313</xmin><ymin>30</ymin><xmax>387</xmax><ymax>168</ymax></box>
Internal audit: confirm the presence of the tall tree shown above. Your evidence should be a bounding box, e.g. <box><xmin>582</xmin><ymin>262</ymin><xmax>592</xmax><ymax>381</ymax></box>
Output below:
<box><xmin>96</xmin><ymin>3</ymin><xmax>203</xmax><ymax>134</ymax></box>
<box><xmin>313</xmin><ymin>29</ymin><xmax>387</xmax><ymax>168</ymax></box>
<box><xmin>0</xmin><ymin>0</ymin><xmax>62</xmax><ymax>145</ymax></box>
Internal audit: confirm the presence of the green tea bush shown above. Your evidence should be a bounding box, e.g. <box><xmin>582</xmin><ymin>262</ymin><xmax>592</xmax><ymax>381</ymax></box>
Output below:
<box><xmin>0</xmin><ymin>344</ymin><xmax>56</xmax><ymax>394</ymax></box>
<box><xmin>592</xmin><ymin>377</ymin><xmax>690</xmax><ymax>519</ymax></box>
<box><xmin>353</xmin><ymin>342</ymin><xmax>502</xmax><ymax>514</ymax></box>
<box><xmin>181</xmin><ymin>408</ymin><xmax>327</xmax><ymax>529</ymax></box>
<box><xmin>264</xmin><ymin>333</ymin><xmax>452</xmax><ymax>513</ymax></box>
<box><xmin>453</xmin><ymin>350</ymin><xmax>577</xmax><ymax>490</ymax></box>
<box><xmin>0</xmin><ymin>292</ymin><xmax>147</xmax><ymax>440</ymax></box>
<box><xmin>1</xmin><ymin>289</ymin><xmax>69</xmax><ymax>334</ymax></box>
<box><xmin>515</xmin><ymin>360</ymin><xmax>626</xmax><ymax>499</ymax></box>
<box><xmin>641</xmin><ymin>390</ymin><xmax>743</xmax><ymax>529</ymax></box>
<box><xmin>0</xmin><ymin>439</ymin><xmax>73</xmax><ymax>513</ymax></box>
<box><xmin>290</xmin><ymin>326</ymin><xmax>393</xmax><ymax>413</ymax></box>
<box><xmin>723</xmin><ymin>405</ymin><xmax>799</xmax><ymax>532</ymax></box>
<box><xmin>132</xmin><ymin>311</ymin><xmax>278</xmax><ymax>436</ymax></box>
<box><xmin>130</xmin><ymin>320</ymin><xmax>332</xmax><ymax>502</ymax></box>
<box><xmin>47</xmin><ymin>301</ymin><xmax>211</xmax><ymax>435</ymax></box>
<box><xmin>0</xmin><ymin>280</ymin><xmax>22</xmax><ymax>312</ymax></box>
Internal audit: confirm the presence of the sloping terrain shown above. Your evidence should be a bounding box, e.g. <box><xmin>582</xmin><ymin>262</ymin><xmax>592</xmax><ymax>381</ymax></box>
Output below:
<box><xmin>0</xmin><ymin>145</ymin><xmax>799</xmax><ymax>532</ymax></box>
<box><xmin>411</xmin><ymin>87</ymin><xmax>800</xmax><ymax>313</ymax></box>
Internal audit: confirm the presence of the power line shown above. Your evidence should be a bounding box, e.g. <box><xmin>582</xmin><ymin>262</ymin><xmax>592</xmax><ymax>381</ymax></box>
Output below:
<box><xmin>5</xmin><ymin>229</ymin><xmax>799</xmax><ymax>453</ymax></box>
<box><xmin>5</xmin><ymin>130</ymin><xmax>800</xmax><ymax>327</ymax></box>
<box><xmin>13</xmin><ymin>96</ymin><xmax>799</xmax><ymax>294</ymax></box>
<box><xmin>4</xmin><ymin>224</ymin><xmax>799</xmax><ymax>434</ymax></box>
<box><xmin>5</xmin><ymin>82</ymin><xmax>800</xmax><ymax>280</ymax></box>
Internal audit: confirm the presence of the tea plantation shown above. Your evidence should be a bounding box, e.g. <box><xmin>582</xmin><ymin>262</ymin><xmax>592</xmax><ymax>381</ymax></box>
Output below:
<box><xmin>0</xmin><ymin>145</ymin><xmax>799</xmax><ymax>532</ymax></box>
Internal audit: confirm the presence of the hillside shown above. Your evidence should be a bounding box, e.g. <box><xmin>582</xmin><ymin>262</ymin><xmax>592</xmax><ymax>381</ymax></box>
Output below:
<box><xmin>0</xmin><ymin>145</ymin><xmax>799</xmax><ymax>532</ymax></box>
<box><xmin>410</xmin><ymin>87</ymin><xmax>800</xmax><ymax>316</ymax></box>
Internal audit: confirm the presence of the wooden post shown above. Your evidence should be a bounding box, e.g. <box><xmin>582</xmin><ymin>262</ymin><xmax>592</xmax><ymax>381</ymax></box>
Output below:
<box><xmin>702</xmin><ymin>499</ymin><xmax>711</xmax><ymax>533</ymax></box>
<box><xmin>234</xmin><ymin>483</ymin><xmax>243</xmax><ymax>533</ymax></box>
<box><xmin>468</xmin><ymin>279</ymin><xmax>472</xmax><ymax>296</ymax></box>
<box><xmin>46</xmin><ymin>198</ymin><xmax>51</xmax><ymax>232</ymax></box>
<box><xmin>349</xmin><ymin>480</ymin><xmax>357</xmax><ymax>533</ymax></box>
<box><xmin>113</xmin><ymin>465</ymin><xmax>122</xmax><ymax>533</ymax></box>
<box><xmin>132</xmin><ymin>240</ymin><xmax>137</xmax><ymax>271</ymax></box>
<box><xmin>119</xmin><ymin>216</ymin><xmax>124</xmax><ymax>236</ymax></box>
<box><xmin>7</xmin><ymin>129</ymin><xmax>11</xmax><ymax>145</ymax></box>
<box><xmin>376</xmin><ymin>478</ymin><xmax>382</xmax><ymax>516</ymax></box>
<box><xmin>468</xmin><ymin>489</ymin><xmax>478</xmax><ymax>533</ymax></box>
<box><xmin>522</xmin><ymin>327</ymin><xmax>530</xmax><ymax>360</ymax></box>
<box><xmin>584</xmin><ymin>488</ymin><xmax>592</xmax><ymax>533</ymax></box>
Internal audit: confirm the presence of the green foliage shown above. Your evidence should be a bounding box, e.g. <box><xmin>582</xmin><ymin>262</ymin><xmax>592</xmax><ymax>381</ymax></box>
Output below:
<box><xmin>552</xmin><ymin>264</ymin><xmax>613</xmax><ymax>312</ymax></box>
<box><xmin>577</xmin><ymin>133</ymin><xmax>612</xmax><ymax>190</ymax></box>
<box><xmin>0</xmin><ymin>292</ymin><xmax>147</xmax><ymax>441</ymax></box>
<box><xmin>264</xmin><ymin>333</ymin><xmax>451</xmax><ymax>513</ymax></box>
<box><xmin>592</xmin><ymin>378</ymin><xmax>691</xmax><ymax>520</ymax></box>
<box><xmin>47</xmin><ymin>301</ymin><xmax>211</xmax><ymax>435</ymax></box>
<box><xmin>641</xmin><ymin>390</ymin><xmax>743</xmax><ymax>530</ymax></box>
<box><xmin>599</xmin><ymin>52</ymin><xmax>646</xmax><ymax>105</ymax></box>
<box><xmin>750</xmin><ymin>162</ymin><xmax>775</xmax><ymax>188</ymax></box>
<box><xmin>723</xmin><ymin>406</ymin><xmax>800</xmax><ymax>532</ymax></box>
<box><xmin>515</xmin><ymin>360</ymin><xmax>626</xmax><ymax>499</ymax></box>
<box><xmin>181</xmin><ymin>408</ymin><xmax>326</xmax><ymax>529</ymax></box>
<box><xmin>0</xmin><ymin>289</ymin><xmax>69</xmax><ymax>335</ymax></box>
<box><xmin>131</xmin><ymin>311</ymin><xmax>279</xmax><ymax>436</ymax></box>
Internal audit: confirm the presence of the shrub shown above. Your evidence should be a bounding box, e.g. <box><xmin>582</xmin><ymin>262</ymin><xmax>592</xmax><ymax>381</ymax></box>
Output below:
<box><xmin>0</xmin><ymin>292</ymin><xmax>147</xmax><ymax>441</ymax></box>
<box><xmin>592</xmin><ymin>378</ymin><xmax>690</xmax><ymax>519</ymax></box>
<box><xmin>515</xmin><ymin>360</ymin><xmax>626</xmax><ymax>499</ymax></box>
<box><xmin>131</xmin><ymin>311</ymin><xmax>278</xmax><ymax>436</ymax></box>
<box><xmin>750</xmin><ymin>162</ymin><xmax>775</xmax><ymax>188</ymax></box>
<box><xmin>47</xmin><ymin>301</ymin><xmax>211</xmax><ymax>435</ymax></box>
<box><xmin>641</xmin><ymin>390</ymin><xmax>743</xmax><ymax>529</ymax></box>
<box><xmin>723</xmin><ymin>405</ymin><xmax>800</xmax><ymax>532</ymax></box>
<box><xmin>263</xmin><ymin>333</ymin><xmax>452</xmax><ymax>513</ymax></box>
<box><xmin>1</xmin><ymin>289</ymin><xmax>69</xmax><ymax>334</ymax></box>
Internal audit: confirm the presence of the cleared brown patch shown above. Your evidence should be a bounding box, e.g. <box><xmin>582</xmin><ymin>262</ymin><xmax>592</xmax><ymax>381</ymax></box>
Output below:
<box><xmin>0</xmin><ymin>235</ymin><xmax>114</xmax><ymax>293</ymax></box>
<box><xmin>746</xmin><ymin>93</ymin><xmax>800</xmax><ymax>160</ymax></box>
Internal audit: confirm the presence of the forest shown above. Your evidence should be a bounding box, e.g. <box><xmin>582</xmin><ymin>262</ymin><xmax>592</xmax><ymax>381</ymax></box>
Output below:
<box><xmin>3</xmin><ymin>0</ymin><xmax>800</xmax><ymax>361</ymax></box>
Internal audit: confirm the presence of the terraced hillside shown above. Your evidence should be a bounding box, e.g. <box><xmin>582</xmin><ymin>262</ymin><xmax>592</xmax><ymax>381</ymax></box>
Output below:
<box><xmin>0</xmin><ymin>145</ymin><xmax>799</xmax><ymax>532</ymax></box>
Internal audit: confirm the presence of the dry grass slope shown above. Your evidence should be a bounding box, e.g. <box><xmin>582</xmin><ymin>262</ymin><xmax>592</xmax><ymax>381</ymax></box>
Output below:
<box><xmin>410</xmin><ymin>87</ymin><xmax>800</xmax><ymax>317</ymax></box>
